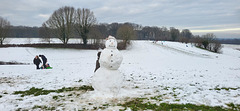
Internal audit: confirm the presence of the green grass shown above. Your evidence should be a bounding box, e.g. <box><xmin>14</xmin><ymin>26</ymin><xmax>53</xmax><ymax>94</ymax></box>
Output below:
<box><xmin>32</xmin><ymin>105</ymin><xmax>56</xmax><ymax>110</ymax></box>
<box><xmin>196</xmin><ymin>46</ymin><xmax>217</xmax><ymax>53</ymax></box>
<box><xmin>226</xmin><ymin>103</ymin><xmax>240</xmax><ymax>110</ymax></box>
<box><xmin>210</xmin><ymin>87</ymin><xmax>240</xmax><ymax>91</ymax></box>
<box><xmin>119</xmin><ymin>98</ymin><xmax>240</xmax><ymax>111</ymax></box>
<box><xmin>76</xmin><ymin>79</ymin><xmax>83</xmax><ymax>82</ymax></box>
<box><xmin>150</xmin><ymin>95</ymin><xmax>163</xmax><ymax>101</ymax></box>
<box><xmin>16</xmin><ymin>98</ymin><xmax>23</xmax><ymax>101</ymax></box>
<box><xmin>13</xmin><ymin>85</ymin><xmax>94</xmax><ymax>97</ymax></box>
<box><xmin>16</xmin><ymin>108</ymin><xmax>27</xmax><ymax>111</ymax></box>
<box><xmin>52</xmin><ymin>95</ymin><xmax>59</xmax><ymax>100</ymax></box>
<box><xmin>163</xmin><ymin>87</ymin><xmax>170</xmax><ymax>90</ymax></box>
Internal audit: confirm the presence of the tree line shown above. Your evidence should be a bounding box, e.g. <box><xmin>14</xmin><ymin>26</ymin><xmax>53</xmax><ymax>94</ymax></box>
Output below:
<box><xmin>0</xmin><ymin>6</ymin><xmax>227</xmax><ymax>52</ymax></box>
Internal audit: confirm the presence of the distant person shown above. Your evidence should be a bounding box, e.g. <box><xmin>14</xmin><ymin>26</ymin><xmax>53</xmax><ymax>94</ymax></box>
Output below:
<box><xmin>33</xmin><ymin>56</ymin><xmax>41</xmax><ymax>69</ymax></box>
<box><xmin>94</xmin><ymin>51</ymin><xmax>101</xmax><ymax>72</ymax></box>
<box><xmin>39</xmin><ymin>55</ymin><xmax>47</xmax><ymax>68</ymax></box>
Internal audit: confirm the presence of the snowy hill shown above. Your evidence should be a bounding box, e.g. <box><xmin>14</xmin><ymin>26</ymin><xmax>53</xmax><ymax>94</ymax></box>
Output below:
<box><xmin>0</xmin><ymin>41</ymin><xmax>240</xmax><ymax>110</ymax></box>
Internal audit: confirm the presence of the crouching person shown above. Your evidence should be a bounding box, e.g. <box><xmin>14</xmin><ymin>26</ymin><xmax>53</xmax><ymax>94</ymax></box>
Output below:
<box><xmin>40</xmin><ymin>63</ymin><xmax>52</xmax><ymax>69</ymax></box>
<box><xmin>46</xmin><ymin>63</ymin><xmax>52</xmax><ymax>69</ymax></box>
<box><xmin>39</xmin><ymin>55</ymin><xmax>47</xmax><ymax>68</ymax></box>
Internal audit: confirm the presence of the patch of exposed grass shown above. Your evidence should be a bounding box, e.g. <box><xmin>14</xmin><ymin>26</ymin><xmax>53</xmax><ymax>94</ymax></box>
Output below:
<box><xmin>52</xmin><ymin>95</ymin><xmax>64</xmax><ymax>100</ymax></box>
<box><xmin>13</xmin><ymin>87</ymin><xmax>54</xmax><ymax>97</ymax></box>
<box><xmin>175</xmin><ymin>99</ymin><xmax>180</xmax><ymax>101</ymax></box>
<box><xmin>15</xmin><ymin>108</ymin><xmax>26</xmax><ymax>111</ymax></box>
<box><xmin>76</xmin><ymin>79</ymin><xmax>83</xmax><ymax>82</ymax></box>
<box><xmin>226</xmin><ymin>103</ymin><xmax>240</xmax><ymax>110</ymax></box>
<box><xmin>196</xmin><ymin>46</ymin><xmax>216</xmax><ymax>53</ymax></box>
<box><xmin>52</xmin><ymin>95</ymin><xmax>59</xmax><ymax>100</ymax></box>
<box><xmin>210</xmin><ymin>87</ymin><xmax>240</xmax><ymax>91</ymax></box>
<box><xmin>16</xmin><ymin>98</ymin><xmax>23</xmax><ymax>101</ymax></box>
<box><xmin>32</xmin><ymin>105</ymin><xmax>56</xmax><ymax>110</ymax></box>
<box><xmin>13</xmin><ymin>85</ymin><xmax>94</xmax><ymax>97</ymax></box>
<box><xmin>150</xmin><ymin>95</ymin><xmax>163</xmax><ymax>101</ymax></box>
<box><xmin>119</xmin><ymin>98</ymin><xmax>238</xmax><ymax>111</ymax></box>
<box><xmin>163</xmin><ymin>87</ymin><xmax>170</xmax><ymax>90</ymax></box>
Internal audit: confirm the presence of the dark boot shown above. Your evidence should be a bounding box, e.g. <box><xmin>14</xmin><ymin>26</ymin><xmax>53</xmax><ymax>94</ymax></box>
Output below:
<box><xmin>36</xmin><ymin>64</ymin><xmax>40</xmax><ymax>69</ymax></box>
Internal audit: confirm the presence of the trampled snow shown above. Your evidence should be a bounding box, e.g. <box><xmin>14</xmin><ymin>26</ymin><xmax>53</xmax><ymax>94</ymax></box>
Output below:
<box><xmin>0</xmin><ymin>40</ymin><xmax>240</xmax><ymax>110</ymax></box>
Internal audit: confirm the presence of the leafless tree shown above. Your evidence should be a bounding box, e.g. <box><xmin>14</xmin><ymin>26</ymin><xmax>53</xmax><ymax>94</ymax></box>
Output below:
<box><xmin>75</xmin><ymin>8</ymin><xmax>96</xmax><ymax>45</ymax></box>
<box><xmin>0</xmin><ymin>17</ymin><xmax>10</xmax><ymax>45</ymax></box>
<box><xmin>179</xmin><ymin>29</ymin><xmax>193</xmax><ymax>43</ymax></box>
<box><xmin>88</xmin><ymin>25</ymin><xmax>103</xmax><ymax>45</ymax></box>
<box><xmin>160</xmin><ymin>27</ymin><xmax>171</xmax><ymax>41</ymax></box>
<box><xmin>212</xmin><ymin>41</ymin><xmax>223</xmax><ymax>53</ymax></box>
<box><xmin>170</xmin><ymin>27</ymin><xmax>180</xmax><ymax>41</ymax></box>
<box><xmin>39</xmin><ymin>23</ymin><xmax>51</xmax><ymax>44</ymax></box>
<box><xmin>44</xmin><ymin>6</ymin><xmax>75</xmax><ymax>45</ymax></box>
<box><xmin>117</xmin><ymin>24</ymin><xmax>135</xmax><ymax>47</ymax></box>
<box><xmin>202</xmin><ymin>33</ymin><xmax>216</xmax><ymax>49</ymax></box>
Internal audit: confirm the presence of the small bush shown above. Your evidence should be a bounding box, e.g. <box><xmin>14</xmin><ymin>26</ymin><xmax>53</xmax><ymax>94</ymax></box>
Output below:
<box><xmin>212</xmin><ymin>42</ymin><xmax>223</xmax><ymax>53</ymax></box>
<box><xmin>117</xmin><ymin>42</ymin><xmax>127</xmax><ymax>50</ymax></box>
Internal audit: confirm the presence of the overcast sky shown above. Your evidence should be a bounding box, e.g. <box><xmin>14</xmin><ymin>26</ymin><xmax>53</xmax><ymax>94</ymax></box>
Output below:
<box><xmin>0</xmin><ymin>0</ymin><xmax>239</xmax><ymax>38</ymax></box>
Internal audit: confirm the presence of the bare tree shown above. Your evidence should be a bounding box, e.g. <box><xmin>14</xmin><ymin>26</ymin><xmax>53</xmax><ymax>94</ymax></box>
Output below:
<box><xmin>191</xmin><ymin>35</ymin><xmax>202</xmax><ymax>47</ymax></box>
<box><xmin>180</xmin><ymin>29</ymin><xmax>192</xmax><ymax>43</ymax></box>
<box><xmin>160</xmin><ymin>27</ymin><xmax>171</xmax><ymax>41</ymax></box>
<box><xmin>202</xmin><ymin>33</ymin><xmax>216</xmax><ymax>49</ymax></box>
<box><xmin>0</xmin><ymin>17</ymin><xmax>10</xmax><ymax>45</ymax></box>
<box><xmin>39</xmin><ymin>23</ymin><xmax>51</xmax><ymax>44</ymax></box>
<box><xmin>75</xmin><ymin>8</ymin><xmax>96</xmax><ymax>45</ymax></box>
<box><xmin>117</xmin><ymin>24</ymin><xmax>135</xmax><ymax>47</ymax></box>
<box><xmin>44</xmin><ymin>6</ymin><xmax>75</xmax><ymax>45</ymax></box>
<box><xmin>170</xmin><ymin>27</ymin><xmax>180</xmax><ymax>41</ymax></box>
<box><xmin>181</xmin><ymin>29</ymin><xmax>192</xmax><ymax>39</ymax></box>
<box><xmin>88</xmin><ymin>25</ymin><xmax>103</xmax><ymax>45</ymax></box>
<box><xmin>108</xmin><ymin>23</ymin><xmax>120</xmax><ymax>38</ymax></box>
<box><xmin>212</xmin><ymin>41</ymin><xmax>223</xmax><ymax>53</ymax></box>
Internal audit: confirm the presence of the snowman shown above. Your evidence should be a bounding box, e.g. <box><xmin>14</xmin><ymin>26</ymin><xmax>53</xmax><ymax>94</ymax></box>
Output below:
<box><xmin>92</xmin><ymin>36</ymin><xmax>123</xmax><ymax>96</ymax></box>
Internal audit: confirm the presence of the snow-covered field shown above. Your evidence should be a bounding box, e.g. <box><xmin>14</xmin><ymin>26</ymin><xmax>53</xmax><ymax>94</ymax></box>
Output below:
<box><xmin>3</xmin><ymin>38</ymin><xmax>84</xmax><ymax>44</ymax></box>
<box><xmin>0</xmin><ymin>40</ymin><xmax>240</xmax><ymax>110</ymax></box>
<box><xmin>3</xmin><ymin>38</ymin><xmax>108</xmax><ymax>45</ymax></box>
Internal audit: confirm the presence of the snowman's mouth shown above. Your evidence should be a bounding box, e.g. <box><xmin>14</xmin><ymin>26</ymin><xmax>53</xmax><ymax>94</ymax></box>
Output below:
<box><xmin>108</xmin><ymin>45</ymin><xmax>116</xmax><ymax>47</ymax></box>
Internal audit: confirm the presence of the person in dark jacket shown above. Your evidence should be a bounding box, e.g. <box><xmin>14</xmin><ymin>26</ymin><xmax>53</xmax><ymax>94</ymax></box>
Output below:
<box><xmin>33</xmin><ymin>56</ymin><xmax>41</xmax><ymax>69</ymax></box>
<box><xmin>94</xmin><ymin>51</ymin><xmax>101</xmax><ymax>72</ymax></box>
<box><xmin>39</xmin><ymin>55</ymin><xmax>47</xmax><ymax>68</ymax></box>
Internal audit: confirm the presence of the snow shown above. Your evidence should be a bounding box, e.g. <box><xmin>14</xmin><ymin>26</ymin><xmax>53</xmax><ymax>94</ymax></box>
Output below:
<box><xmin>3</xmin><ymin>38</ymin><xmax>109</xmax><ymax>45</ymax></box>
<box><xmin>0</xmin><ymin>40</ymin><xmax>240</xmax><ymax>110</ymax></box>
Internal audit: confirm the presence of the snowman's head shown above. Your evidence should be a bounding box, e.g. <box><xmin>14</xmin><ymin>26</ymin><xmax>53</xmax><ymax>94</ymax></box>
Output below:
<box><xmin>105</xmin><ymin>36</ymin><xmax>117</xmax><ymax>49</ymax></box>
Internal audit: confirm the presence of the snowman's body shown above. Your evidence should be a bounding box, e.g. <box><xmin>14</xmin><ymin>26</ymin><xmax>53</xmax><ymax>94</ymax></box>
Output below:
<box><xmin>92</xmin><ymin>36</ymin><xmax>123</xmax><ymax>96</ymax></box>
